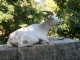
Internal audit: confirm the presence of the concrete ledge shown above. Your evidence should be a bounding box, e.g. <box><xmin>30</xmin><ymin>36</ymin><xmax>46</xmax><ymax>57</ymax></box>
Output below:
<box><xmin>0</xmin><ymin>45</ymin><xmax>17</xmax><ymax>60</ymax></box>
<box><xmin>0</xmin><ymin>38</ymin><xmax>80</xmax><ymax>60</ymax></box>
<box><xmin>53</xmin><ymin>39</ymin><xmax>80</xmax><ymax>60</ymax></box>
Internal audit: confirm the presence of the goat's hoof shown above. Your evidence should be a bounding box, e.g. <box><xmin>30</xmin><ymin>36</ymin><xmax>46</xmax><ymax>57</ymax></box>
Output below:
<box><xmin>58</xmin><ymin>36</ymin><xmax>65</xmax><ymax>40</ymax></box>
<box><xmin>27</xmin><ymin>45</ymin><xmax>33</xmax><ymax>47</ymax></box>
<box><xmin>46</xmin><ymin>42</ymin><xmax>49</xmax><ymax>44</ymax></box>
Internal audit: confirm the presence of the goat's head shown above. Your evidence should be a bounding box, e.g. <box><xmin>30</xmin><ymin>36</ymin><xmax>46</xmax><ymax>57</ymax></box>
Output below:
<box><xmin>41</xmin><ymin>11</ymin><xmax>61</xmax><ymax>32</ymax></box>
<box><xmin>41</xmin><ymin>11</ymin><xmax>61</xmax><ymax>26</ymax></box>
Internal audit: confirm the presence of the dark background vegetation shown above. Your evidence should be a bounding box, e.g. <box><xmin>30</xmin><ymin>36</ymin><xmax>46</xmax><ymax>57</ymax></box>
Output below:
<box><xmin>0</xmin><ymin>0</ymin><xmax>80</xmax><ymax>44</ymax></box>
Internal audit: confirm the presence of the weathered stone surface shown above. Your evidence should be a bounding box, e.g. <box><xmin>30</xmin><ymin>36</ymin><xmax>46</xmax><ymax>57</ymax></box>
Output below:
<box><xmin>0</xmin><ymin>45</ymin><xmax>17</xmax><ymax>60</ymax></box>
<box><xmin>0</xmin><ymin>38</ymin><xmax>80</xmax><ymax>60</ymax></box>
<box><xmin>17</xmin><ymin>39</ymin><xmax>80</xmax><ymax>60</ymax></box>
<box><xmin>53</xmin><ymin>39</ymin><xmax>80</xmax><ymax>60</ymax></box>
<box><xmin>18</xmin><ymin>45</ymin><xmax>55</xmax><ymax>60</ymax></box>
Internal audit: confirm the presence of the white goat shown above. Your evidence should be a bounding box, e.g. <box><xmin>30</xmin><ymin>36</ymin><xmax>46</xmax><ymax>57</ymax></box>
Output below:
<box><xmin>7</xmin><ymin>11</ymin><xmax>64</xmax><ymax>47</ymax></box>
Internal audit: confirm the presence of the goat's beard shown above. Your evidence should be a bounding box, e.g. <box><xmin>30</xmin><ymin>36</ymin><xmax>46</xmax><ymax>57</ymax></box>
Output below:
<box><xmin>54</xmin><ymin>25</ymin><xmax>58</xmax><ymax>33</ymax></box>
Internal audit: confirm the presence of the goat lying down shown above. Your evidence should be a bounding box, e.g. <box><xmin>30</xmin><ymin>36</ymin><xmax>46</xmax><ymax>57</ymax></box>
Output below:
<box><xmin>7</xmin><ymin>11</ymin><xmax>64</xmax><ymax>47</ymax></box>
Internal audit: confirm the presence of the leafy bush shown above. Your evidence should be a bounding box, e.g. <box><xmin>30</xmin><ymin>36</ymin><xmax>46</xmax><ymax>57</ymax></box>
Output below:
<box><xmin>54</xmin><ymin>0</ymin><xmax>80</xmax><ymax>39</ymax></box>
<box><xmin>0</xmin><ymin>0</ymin><xmax>43</xmax><ymax>44</ymax></box>
<box><xmin>0</xmin><ymin>0</ymin><xmax>80</xmax><ymax>44</ymax></box>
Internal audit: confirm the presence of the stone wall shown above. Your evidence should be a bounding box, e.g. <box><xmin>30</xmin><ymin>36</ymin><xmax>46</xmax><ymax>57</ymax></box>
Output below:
<box><xmin>0</xmin><ymin>38</ymin><xmax>80</xmax><ymax>60</ymax></box>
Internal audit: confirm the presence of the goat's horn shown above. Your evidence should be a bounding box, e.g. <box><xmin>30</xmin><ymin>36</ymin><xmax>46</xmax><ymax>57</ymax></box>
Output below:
<box><xmin>41</xmin><ymin>11</ymin><xmax>54</xmax><ymax>15</ymax></box>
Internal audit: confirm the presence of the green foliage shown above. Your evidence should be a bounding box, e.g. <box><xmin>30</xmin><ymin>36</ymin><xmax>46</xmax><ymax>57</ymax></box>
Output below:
<box><xmin>0</xmin><ymin>0</ymin><xmax>80</xmax><ymax>44</ymax></box>
<box><xmin>0</xmin><ymin>0</ymin><xmax>43</xmax><ymax>44</ymax></box>
<box><xmin>54</xmin><ymin>0</ymin><xmax>80</xmax><ymax>39</ymax></box>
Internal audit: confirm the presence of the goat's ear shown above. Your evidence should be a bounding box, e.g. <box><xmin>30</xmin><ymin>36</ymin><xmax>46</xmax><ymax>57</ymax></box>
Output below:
<box><xmin>48</xmin><ymin>15</ymin><xmax>53</xmax><ymax>20</ymax></box>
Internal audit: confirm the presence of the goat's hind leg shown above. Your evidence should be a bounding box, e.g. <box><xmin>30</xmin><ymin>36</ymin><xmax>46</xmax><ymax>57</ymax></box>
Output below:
<box><xmin>39</xmin><ymin>38</ymin><xmax>49</xmax><ymax>44</ymax></box>
<box><xmin>36</xmin><ymin>39</ymin><xmax>49</xmax><ymax>44</ymax></box>
<box><xmin>18</xmin><ymin>40</ymin><xmax>34</xmax><ymax>47</ymax></box>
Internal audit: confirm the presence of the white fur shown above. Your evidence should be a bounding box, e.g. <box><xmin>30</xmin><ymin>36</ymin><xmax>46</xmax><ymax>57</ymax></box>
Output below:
<box><xmin>7</xmin><ymin>14</ymin><xmax>62</xmax><ymax>47</ymax></box>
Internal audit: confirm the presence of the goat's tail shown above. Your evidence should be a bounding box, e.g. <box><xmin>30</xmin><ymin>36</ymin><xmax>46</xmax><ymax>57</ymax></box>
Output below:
<box><xmin>7</xmin><ymin>37</ymin><xmax>16</xmax><ymax>47</ymax></box>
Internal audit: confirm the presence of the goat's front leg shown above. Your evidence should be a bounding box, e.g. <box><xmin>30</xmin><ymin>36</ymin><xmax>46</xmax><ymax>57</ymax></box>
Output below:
<box><xmin>47</xmin><ymin>36</ymin><xmax>65</xmax><ymax>40</ymax></box>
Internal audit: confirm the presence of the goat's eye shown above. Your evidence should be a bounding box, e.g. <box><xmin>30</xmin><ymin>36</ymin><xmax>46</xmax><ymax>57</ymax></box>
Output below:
<box><xmin>58</xmin><ymin>17</ymin><xmax>59</xmax><ymax>19</ymax></box>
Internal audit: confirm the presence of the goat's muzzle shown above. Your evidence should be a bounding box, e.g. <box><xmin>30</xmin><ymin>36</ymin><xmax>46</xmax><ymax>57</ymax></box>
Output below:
<box><xmin>57</xmin><ymin>22</ymin><xmax>61</xmax><ymax>25</ymax></box>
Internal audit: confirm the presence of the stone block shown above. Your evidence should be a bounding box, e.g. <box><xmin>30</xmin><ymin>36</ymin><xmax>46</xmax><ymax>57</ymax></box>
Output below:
<box><xmin>18</xmin><ymin>45</ymin><xmax>55</xmax><ymax>60</ymax></box>
<box><xmin>18</xmin><ymin>38</ymin><xmax>80</xmax><ymax>60</ymax></box>
<box><xmin>0</xmin><ymin>45</ymin><xmax>17</xmax><ymax>60</ymax></box>
<box><xmin>52</xmin><ymin>39</ymin><xmax>80</xmax><ymax>60</ymax></box>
